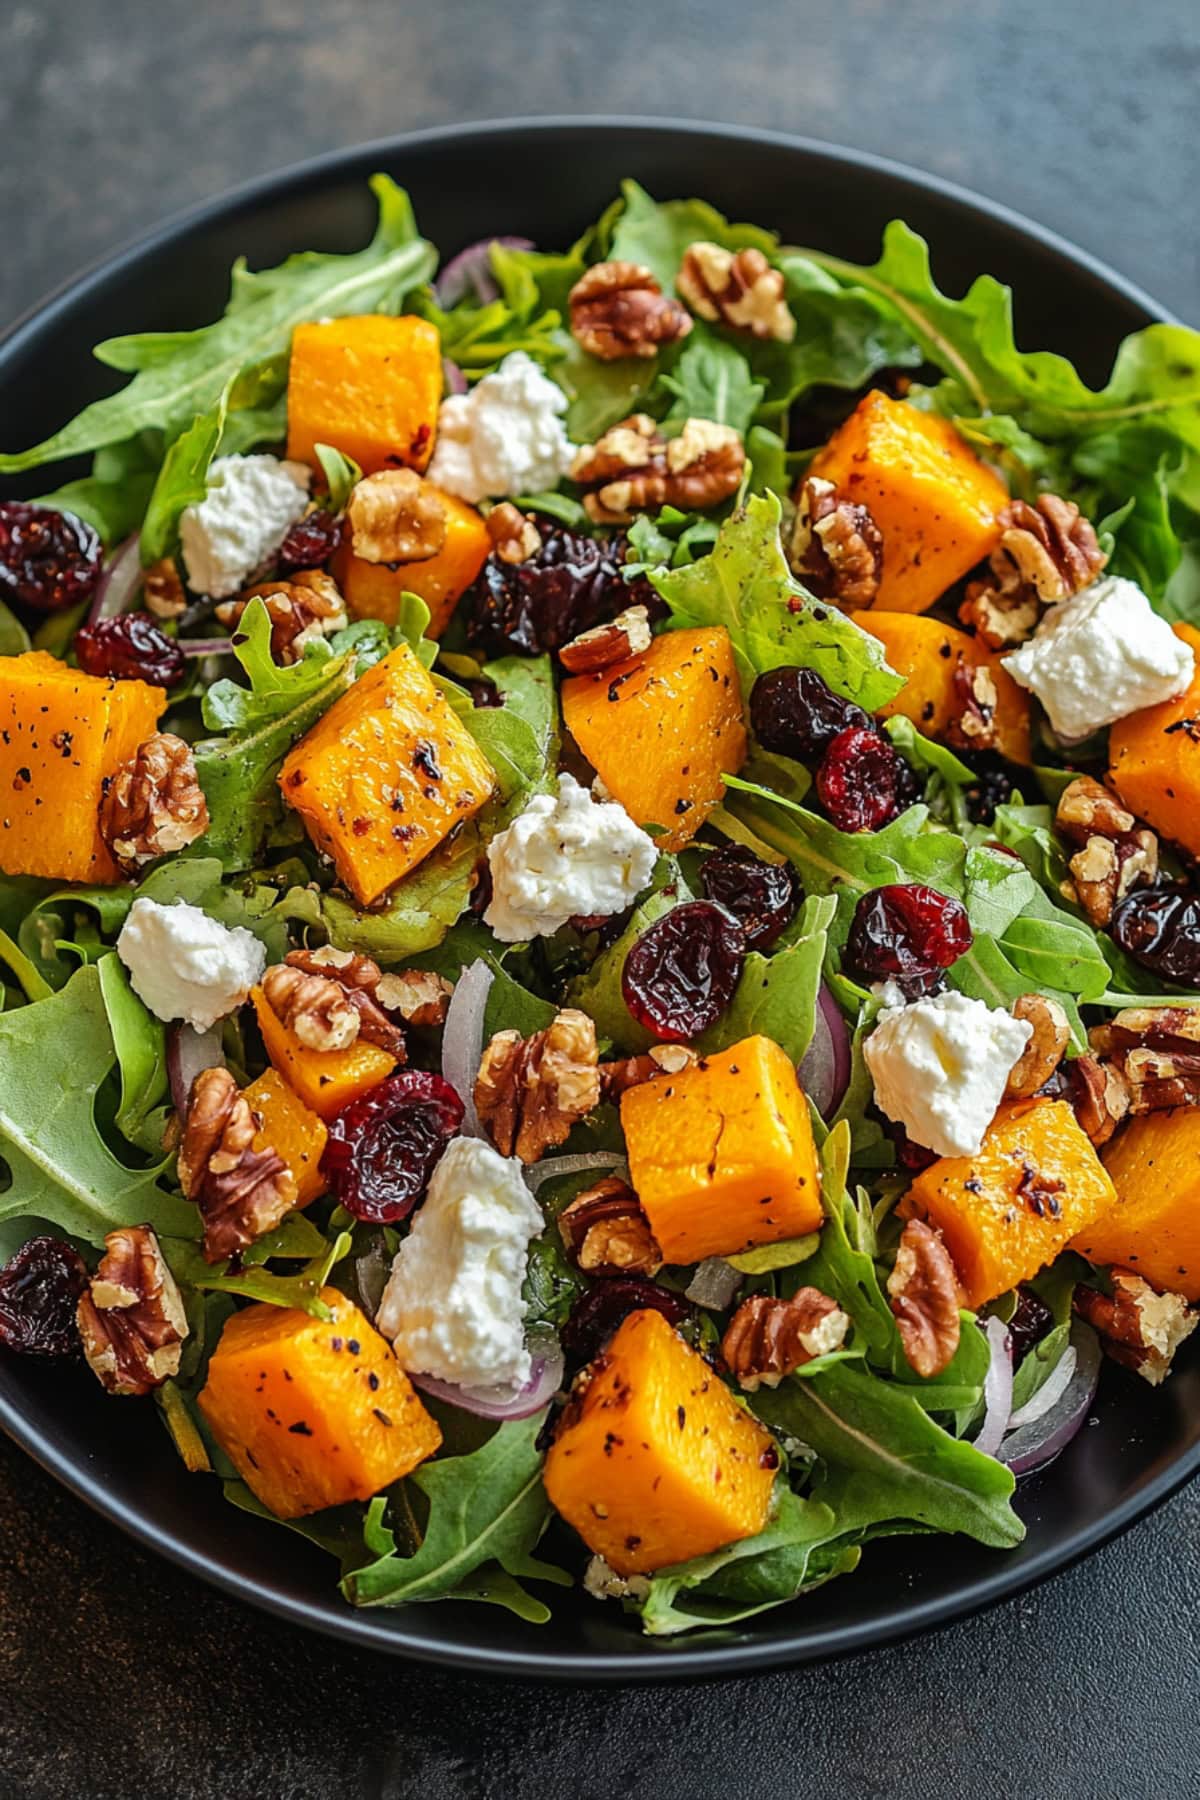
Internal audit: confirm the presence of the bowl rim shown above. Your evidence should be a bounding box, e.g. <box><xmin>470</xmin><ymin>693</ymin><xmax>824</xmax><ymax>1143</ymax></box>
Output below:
<box><xmin>0</xmin><ymin>115</ymin><xmax>1194</xmax><ymax>1682</ymax></box>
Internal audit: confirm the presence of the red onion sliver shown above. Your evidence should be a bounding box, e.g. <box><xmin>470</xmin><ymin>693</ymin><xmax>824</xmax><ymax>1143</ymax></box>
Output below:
<box><xmin>523</xmin><ymin>1151</ymin><xmax>627</xmax><ymax>1194</ymax></box>
<box><xmin>435</xmin><ymin>236</ymin><xmax>535</xmax><ymax>308</ymax></box>
<box><xmin>88</xmin><ymin>533</ymin><xmax>141</xmax><ymax>624</ymax></box>
<box><xmin>798</xmin><ymin>983</ymin><xmax>852</xmax><ymax>1117</ymax></box>
<box><xmin>180</xmin><ymin>636</ymin><xmax>235</xmax><ymax>659</ymax></box>
<box><xmin>166</xmin><ymin>1022</ymin><xmax>225</xmax><ymax>1114</ymax></box>
<box><xmin>442</xmin><ymin>356</ymin><xmax>469</xmax><ymax>396</ymax></box>
<box><xmin>999</xmin><ymin>1321</ymin><xmax>1101</xmax><ymax>1477</ymax></box>
<box><xmin>974</xmin><ymin>1316</ymin><xmax>1014</xmax><ymax>1459</ymax></box>
<box><xmin>408</xmin><ymin>1327</ymin><xmax>564</xmax><ymax>1420</ymax></box>
<box><xmin>1006</xmin><ymin>1344</ymin><xmax>1078</xmax><ymax>1431</ymax></box>
<box><xmin>440</xmin><ymin>959</ymin><xmax>494</xmax><ymax>1135</ymax></box>
<box><xmin>685</xmin><ymin>1257</ymin><xmax>743</xmax><ymax>1311</ymax></box>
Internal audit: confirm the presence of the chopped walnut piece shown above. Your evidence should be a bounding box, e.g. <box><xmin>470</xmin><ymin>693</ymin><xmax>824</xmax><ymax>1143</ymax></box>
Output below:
<box><xmin>1057</xmin><ymin>1052</ymin><xmax>1131</xmax><ymax>1146</ymax></box>
<box><xmin>721</xmin><ymin>1289</ymin><xmax>850</xmax><ymax>1390</ymax></box>
<box><xmin>346</xmin><ymin>468</ymin><xmax>447</xmax><ymax>563</ymax></box>
<box><xmin>887</xmin><ymin>1219</ymin><xmax>963</xmax><ymax>1377</ymax></box>
<box><xmin>945</xmin><ymin>657</ymin><xmax>999</xmax><ymax>753</ymax></box>
<box><xmin>486</xmin><ymin>502</ymin><xmax>543</xmax><ymax>565</ymax></box>
<box><xmin>99</xmin><ymin>731</ymin><xmax>210</xmax><ymax>872</ymax></box>
<box><xmin>217</xmin><ymin>571</ymin><xmax>348</xmax><ymax>666</ymax></box>
<box><xmin>281</xmin><ymin>946</ymin><xmax>406</xmax><ymax>1055</ymax></box>
<box><xmin>1056</xmin><ymin>775</ymin><xmax>1135</xmax><ymax>843</ymax></box>
<box><xmin>960</xmin><ymin>495</ymin><xmax>1107</xmax><ymax>648</ymax></box>
<box><xmin>141</xmin><ymin>556</ymin><xmax>187</xmax><ymax>620</ymax></box>
<box><xmin>558</xmin><ymin>1177</ymin><xmax>663</xmax><ymax>1276</ymax></box>
<box><xmin>676</xmin><ymin>242</ymin><xmax>796</xmax><ymax>343</ymax></box>
<box><xmin>1089</xmin><ymin>1006</ymin><xmax>1200</xmax><ymax>1114</ymax></box>
<box><xmin>262</xmin><ymin>961</ymin><xmax>361</xmax><ymax>1052</ymax></box>
<box><xmin>1075</xmin><ymin>1268</ymin><xmax>1198</xmax><ymax>1385</ymax></box>
<box><xmin>375</xmin><ymin>968</ymin><xmax>454</xmax><ymax>1028</ymax></box>
<box><xmin>77</xmin><ymin>1225</ymin><xmax>188</xmax><ymax>1397</ymax></box>
<box><xmin>570</xmin><ymin>414</ymin><xmax>743</xmax><ymax>523</ymax></box>
<box><xmin>1055</xmin><ymin>775</ymin><xmax>1158</xmax><ymax>927</ymax></box>
<box><xmin>177</xmin><ymin>1066</ymin><xmax>298</xmax><ymax>1264</ymax></box>
<box><xmin>568</xmin><ymin>260</ymin><xmax>693</xmax><ymax>361</ymax></box>
<box><xmin>559</xmin><ymin>604</ymin><xmax>653</xmax><ymax>674</ymax></box>
<box><xmin>598</xmin><ymin>1043</ymin><xmax>699</xmax><ymax>1100</ymax></box>
<box><xmin>663</xmin><ymin>418</ymin><xmax>746</xmax><ymax>511</ymax></box>
<box><xmin>1005</xmin><ymin>994</ymin><xmax>1071</xmax><ymax>1098</ymax></box>
<box><xmin>787</xmin><ymin>475</ymin><xmax>884</xmax><ymax>610</ymax></box>
<box><xmin>475</xmin><ymin>1008</ymin><xmax>601</xmax><ymax>1163</ymax></box>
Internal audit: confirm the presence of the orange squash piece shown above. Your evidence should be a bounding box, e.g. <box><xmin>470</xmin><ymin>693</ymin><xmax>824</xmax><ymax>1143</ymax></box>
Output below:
<box><xmin>286</xmin><ymin>314</ymin><xmax>442</xmax><ymax>476</ymax></box>
<box><xmin>807</xmin><ymin>390</ymin><xmax>1008</xmax><ymax>613</ymax></box>
<box><xmin>899</xmin><ymin>1099</ymin><xmax>1116</xmax><ymax>1308</ymax></box>
<box><xmin>543</xmin><ymin>1307</ymin><xmax>776</xmax><ymax>1574</ymax></box>
<box><xmin>561</xmin><ymin>627</ymin><xmax>746</xmax><ymax>851</ymax></box>
<box><xmin>253</xmin><ymin>986</ymin><xmax>396</xmax><ymax>1122</ymax></box>
<box><xmin>1067</xmin><ymin>1108</ymin><xmax>1200</xmax><ymax>1301</ymax></box>
<box><xmin>620</xmin><ymin>1035</ymin><xmax>823</xmax><ymax>1265</ymax></box>
<box><xmin>1108</xmin><ymin>623</ymin><xmax>1200</xmax><ymax>855</ymax></box>
<box><xmin>860</xmin><ymin>611</ymin><xmax>1031</xmax><ymax>764</ymax></box>
<box><xmin>331</xmin><ymin>486</ymin><xmax>490</xmax><ymax>638</ymax></box>
<box><xmin>0</xmin><ymin>651</ymin><xmax>166</xmax><ymax>883</ymax></box>
<box><xmin>242</xmin><ymin>1068</ymin><xmax>329</xmax><ymax>1206</ymax></box>
<box><xmin>198</xmin><ymin>1288</ymin><xmax>441</xmax><ymax>1519</ymax></box>
<box><xmin>278</xmin><ymin>642</ymin><xmax>495</xmax><ymax>907</ymax></box>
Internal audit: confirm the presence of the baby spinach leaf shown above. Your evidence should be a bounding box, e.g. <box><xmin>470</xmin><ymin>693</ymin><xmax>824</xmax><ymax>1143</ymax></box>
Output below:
<box><xmin>659</xmin><ymin>333</ymin><xmax>764</xmax><ymax>435</ymax></box>
<box><xmin>699</xmin><ymin>892</ymin><xmax>835</xmax><ymax>1065</ymax></box>
<box><xmin>607</xmin><ymin>180</ymin><xmax>778</xmax><ymax>288</ymax></box>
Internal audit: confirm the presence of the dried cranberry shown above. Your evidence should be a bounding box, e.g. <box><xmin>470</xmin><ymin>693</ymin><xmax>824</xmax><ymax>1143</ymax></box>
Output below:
<box><xmin>622</xmin><ymin>901</ymin><xmax>746</xmax><ymax>1042</ymax></box>
<box><xmin>1008</xmin><ymin>1288</ymin><xmax>1054</xmax><ymax>1365</ymax></box>
<box><xmin>1111</xmin><ymin>885</ymin><xmax>1200</xmax><ymax>988</ymax></box>
<box><xmin>0</xmin><ymin>1236</ymin><xmax>88</xmax><ymax>1358</ymax></box>
<box><xmin>816</xmin><ymin>726</ymin><xmax>901</xmax><ymax>832</ymax></box>
<box><xmin>884</xmin><ymin>1120</ymin><xmax>939</xmax><ymax>1173</ymax></box>
<box><xmin>700</xmin><ymin>844</ymin><xmax>802</xmax><ymax>951</ymax></box>
<box><xmin>0</xmin><ymin>501</ymin><xmax>102</xmax><ymax>614</ymax></box>
<box><xmin>277</xmin><ymin>510</ymin><xmax>344</xmax><ymax>574</ymax></box>
<box><xmin>74</xmin><ymin>611</ymin><xmax>187</xmax><ymax>686</ymax></box>
<box><xmin>844</xmin><ymin>884</ymin><xmax>972</xmax><ymax>997</ymax></box>
<box><xmin>464</xmin><ymin>526</ymin><xmax>662</xmax><ymax>657</ymax></box>
<box><xmin>960</xmin><ymin>750</ymin><xmax>1016</xmax><ymax>825</ymax></box>
<box><xmin>561</xmin><ymin>1277</ymin><xmax>695</xmax><ymax>1364</ymax></box>
<box><xmin>750</xmin><ymin>665</ymin><xmax>872</xmax><ymax>761</ymax></box>
<box><xmin>321</xmin><ymin>1072</ymin><xmax>464</xmax><ymax>1223</ymax></box>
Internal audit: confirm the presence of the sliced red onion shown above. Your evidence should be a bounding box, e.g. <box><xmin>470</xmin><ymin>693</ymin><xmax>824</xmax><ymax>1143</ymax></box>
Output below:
<box><xmin>180</xmin><ymin>636</ymin><xmax>234</xmax><ymax>659</ymax></box>
<box><xmin>88</xmin><ymin>533</ymin><xmax>142</xmax><ymax>624</ymax></box>
<box><xmin>408</xmin><ymin>1326</ymin><xmax>563</xmax><ymax>1420</ymax></box>
<box><xmin>1006</xmin><ymin>1344</ymin><xmax>1078</xmax><ymax>1431</ymax></box>
<box><xmin>798</xmin><ymin>983</ymin><xmax>852</xmax><ymax>1117</ymax></box>
<box><xmin>435</xmin><ymin>236</ymin><xmax>535</xmax><ymax>308</ymax></box>
<box><xmin>974</xmin><ymin>1316</ymin><xmax>1014</xmax><ymax>1460</ymax></box>
<box><xmin>523</xmin><ymin>1151</ymin><xmax>627</xmax><ymax>1194</ymax></box>
<box><xmin>166</xmin><ymin>1022</ymin><xmax>225</xmax><ymax>1113</ymax></box>
<box><xmin>442</xmin><ymin>356</ymin><xmax>469</xmax><ymax>396</ymax></box>
<box><xmin>685</xmin><ymin>1257</ymin><xmax>743</xmax><ymax>1312</ymax></box>
<box><xmin>999</xmin><ymin>1321</ymin><xmax>1101</xmax><ymax>1476</ymax></box>
<box><xmin>440</xmin><ymin>959</ymin><xmax>494</xmax><ymax>1135</ymax></box>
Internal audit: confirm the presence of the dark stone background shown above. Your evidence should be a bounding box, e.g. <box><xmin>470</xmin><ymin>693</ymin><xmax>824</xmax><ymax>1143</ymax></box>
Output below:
<box><xmin>2</xmin><ymin>2</ymin><xmax>1198</xmax><ymax>1795</ymax></box>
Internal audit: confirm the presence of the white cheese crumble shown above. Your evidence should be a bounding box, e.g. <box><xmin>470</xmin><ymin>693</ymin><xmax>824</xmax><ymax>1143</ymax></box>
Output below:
<box><xmin>179</xmin><ymin>453</ymin><xmax>311</xmax><ymax>598</ymax></box>
<box><xmin>863</xmin><ymin>987</ymin><xmax>1032</xmax><ymax>1158</ymax></box>
<box><xmin>427</xmin><ymin>351</ymin><xmax>576</xmax><ymax>503</ymax></box>
<box><xmin>1001</xmin><ymin>574</ymin><xmax>1194</xmax><ymax>741</ymax></box>
<box><xmin>484</xmin><ymin>774</ymin><xmax>657</xmax><ymax>943</ymax></box>
<box><xmin>116</xmin><ymin>898</ymin><xmax>266</xmax><ymax>1032</ymax></box>
<box><xmin>376</xmin><ymin>1137</ymin><xmax>544</xmax><ymax>1391</ymax></box>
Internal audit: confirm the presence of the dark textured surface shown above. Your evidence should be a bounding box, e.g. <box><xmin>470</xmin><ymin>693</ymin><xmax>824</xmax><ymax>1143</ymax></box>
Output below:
<box><xmin>2</xmin><ymin>2</ymin><xmax>1199</xmax><ymax>1795</ymax></box>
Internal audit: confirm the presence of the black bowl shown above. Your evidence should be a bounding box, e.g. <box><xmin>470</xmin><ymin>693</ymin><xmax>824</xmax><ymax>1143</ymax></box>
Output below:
<box><xmin>1</xmin><ymin>119</ymin><xmax>1194</xmax><ymax>1680</ymax></box>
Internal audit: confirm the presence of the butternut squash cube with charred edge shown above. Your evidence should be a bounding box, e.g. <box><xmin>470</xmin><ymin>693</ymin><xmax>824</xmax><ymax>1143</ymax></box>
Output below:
<box><xmin>331</xmin><ymin>486</ymin><xmax>491</xmax><ymax>639</ymax></box>
<box><xmin>544</xmin><ymin>1307</ymin><xmax>776</xmax><ymax>1575</ymax></box>
<box><xmin>198</xmin><ymin>1288</ymin><xmax>441</xmax><ymax>1519</ymax></box>
<box><xmin>278</xmin><ymin>642</ymin><xmax>495</xmax><ymax>906</ymax></box>
<box><xmin>0</xmin><ymin>651</ymin><xmax>166</xmax><ymax>883</ymax></box>
<box><xmin>899</xmin><ymin>1099</ymin><xmax>1116</xmax><ymax>1309</ymax></box>
<box><xmin>286</xmin><ymin>314</ymin><xmax>442</xmax><ymax>476</ymax></box>
<box><xmin>860</xmin><ymin>612</ymin><xmax>1031</xmax><ymax>765</ymax></box>
<box><xmin>620</xmin><ymin>1035</ymin><xmax>823</xmax><ymax>1265</ymax></box>
<box><xmin>807</xmin><ymin>390</ymin><xmax>1009</xmax><ymax>614</ymax></box>
<box><xmin>1108</xmin><ymin>622</ymin><xmax>1200</xmax><ymax>856</ymax></box>
<box><xmin>561</xmin><ymin>626</ymin><xmax>746</xmax><ymax>851</ymax></box>
<box><xmin>1069</xmin><ymin>1107</ymin><xmax>1200</xmax><ymax>1301</ymax></box>
<box><xmin>243</xmin><ymin>1068</ymin><xmax>329</xmax><ymax>1207</ymax></box>
<box><xmin>253</xmin><ymin>986</ymin><xmax>396</xmax><ymax>1123</ymax></box>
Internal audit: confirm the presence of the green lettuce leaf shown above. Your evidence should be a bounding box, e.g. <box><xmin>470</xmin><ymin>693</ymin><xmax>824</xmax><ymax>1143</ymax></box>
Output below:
<box><xmin>138</xmin><ymin>382</ymin><xmax>230</xmax><ymax>564</ymax></box>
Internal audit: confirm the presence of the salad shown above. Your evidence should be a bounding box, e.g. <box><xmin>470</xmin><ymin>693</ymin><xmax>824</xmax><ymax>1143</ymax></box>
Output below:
<box><xmin>0</xmin><ymin>176</ymin><xmax>1198</xmax><ymax>1639</ymax></box>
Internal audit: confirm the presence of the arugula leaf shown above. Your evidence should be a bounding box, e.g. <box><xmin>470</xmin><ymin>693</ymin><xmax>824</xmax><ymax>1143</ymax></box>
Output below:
<box><xmin>659</xmin><ymin>333</ymin><xmax>764</xmax><ymax>435</ymax></box>
<box><xmin>96</xmin><ymin>953</ymin><xmax>169</xmax><ymax>1153</ymax></box>
<box><xmin>699</xmin><ymin>893</ymin><xmax>835</xmax><ymax>1065</ymax></box>
<box><xmin>138</xmin><ymin>383</ymin><xmax>230</xmax><ymax>564</ymax></box>
<box><xmin>0</xmin><ymin>599</ymin><xmax>30</xmax><ymax>656</ymax></box>
<box><xmin>608</xmin><ymin>181</ymin><xmax>778</xmax><ymax>289</ymax></box>
<box><xmin>34</xmin><ymin>433</ymin><xmax>163</xmax><ymax>546</ymax></box>
<box><xmin>166</xmin><ymin>1225</ymin><xmax>351</xmax><ymax>1321</ymax></box>
<box><xmin>313</xmin><ymin>443</ymin><xmax>362</xmax><ymax>513</ymax></box>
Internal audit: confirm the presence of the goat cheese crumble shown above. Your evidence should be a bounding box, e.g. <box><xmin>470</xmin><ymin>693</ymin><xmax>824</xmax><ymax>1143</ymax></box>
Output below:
<box><xmin>427</xmin><ymin>351</ymin><xmax>576</xmax><ymax>502</ymax></box>
<box><xmin>1001</xmin><ymin>574</ymin><xmax>1194</xmax><ymax>741</ymax></box>
<box><xmin>376</xmin><ymin>1137</ymin><xmax>544</xmax><ymax>1391</ymax></box>
<box><xmin>116</xmin><ymin>898</ymin><xmax>266</xmax><ymax>1032</ymax></box>
<box><xmin>863</xmin><ymin>986</ymin><xmax>1032</xmax><ymax>1158</ymax></box>
<box><xmin>179</xmin><ymin>453</ymin><xmax>311</xmax><ymax>598</ymax></box>
<box><xmin>484</xmin><ymin>773</ymin><xmax>657</xmax><ymax>943</ymax></box>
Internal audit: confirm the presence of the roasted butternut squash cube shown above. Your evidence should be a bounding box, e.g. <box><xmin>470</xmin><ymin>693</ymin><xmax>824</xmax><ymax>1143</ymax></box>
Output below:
<box><xmin>332</xmin><ymin>486</ymin><xmax>490</xmax><ymax>638</ymax></box>
<box><xmin>198</xmin><ymin>1288</ymin><xmax>441</xmax><ymax>1519</ymax></box>
<box><xmin>243</xmin><ymin>1068</ymin><xmax>329</xmax><ymax>1207</ymax></box>
<box><xmin>562</xmin><ymin>627</ymin><xmax>746</xmax><ymax>851</ymax></box>
<box><xmin>286</xmin><ymin>314</ymin><xmax>442</xmax><ymax>476</ymax></box>
<box><xmin>0</xmin><ymin>651</ymin><xmax>166</xmax><ymax>883</ymax></box>
<box><xmin>860</xmin><ymin>611</ymin><xmax>1031</xmax><ymax>764</ymax></box>
<box><xmin>807</xmin><ymin>391</ymin><xmax>1008</xmax><ymax>614</ymax></box>
<box><xmin>253</xmin><ymin>985</ymin><xmax>396</xmax><ymax>1123</ymax></box>
<box><xmin>1068</xmin><ymin>1108</ymin><xmax>1200</xmax><ymax>1301</ymax></box>
<box><xmin>1108</xmin><ymin>623</ymin><xmax>1200</xmax><ymax>855</ymax></box>
<box><xmin>900</xmin><ymin>1099</ymin><xmax>1116</xmax><ymax>1308</ymax></box>
<box><xmin>620</xmin><ymin>1035</ymin><xmax>823</xmax><ymax>1264</ymax></box>
<box><xmin>544</xmin><ymin>1307</ymin><xmax>775</xmax><ymax>1574</ymax></box>
<box><xmin>278</xmin><ymin>642</ymin><xmax>495</xmax><ymax>906</ymax></box>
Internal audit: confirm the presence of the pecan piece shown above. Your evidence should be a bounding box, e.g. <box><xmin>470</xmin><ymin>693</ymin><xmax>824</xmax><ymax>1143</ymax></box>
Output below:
<box><xmin>787</xmin><ymin>475</ymin><xmax>883</xmax><ymax>610</ymax></box>
<box><xmin>475</xmin><ymin>1008</ymin><xmax>601</xmax><ymax>1163</ymax></box>
<box><xmin>1091</xmin><ymin>1005</ymin><xmax>1200</xmax><ymax>1113</ymax></box>
<box><xmin>486</xmin><ymin>502</ymin><xmax>543</xmax><ymax>565</ymax></box>
<box><xmin>278</xmin><ymin>946</ymin><xmax>407</xmax><ymax>1056</ymax></box>
<box><xmin>559</xmin><ymin>604</ymin><xmax>652</xmax><ymax>674</ymax></box>
<box><xmin>944</xmin><ymin>657</ymin><xmax>999</xmax><ymax>753</ymax></box>
<box><xmin>1005</xmin><ymin>994</ymin><xmax>1071</xmax><ymax>1098</ymax></box>
<box><xmin>217</xmin><ymin>570</ymin><xmax>347</xmax><ymax>665</ymax></box>
<box><xmin>598</xmin><ymin>1043</ymin><xmax>699</xmax><ymax>1100</ymax></box>
<box><xmin>676</xmin><ymin>242</ymin><xmax>796</xmax><ymax>343</ymax></box>
<box><xmin>177</xmin><ymin>1066</ymin><xmax>298</xmax><ymax>1264</ymax></box>
<box><xmin>374</xmin><ymin>967</ymin><xmax>454</xmax><ymax>1028</ymax></box>
<box><xmin>887</xmin><ymin>1219</ymin><xmax>962</xmax><ymax>1377</ymax></box>
<box><xmin>722</xmin><ymin>1289</ymin><xmax>850</xmax><ymax>1389</ymax></box>
<box><xmin>346</xmin><ymin>468</ymin><xmax>447</xmax><ymax>563</ymax></box>
<box><xmin>77</xmin><ymin>1225</ymin><xmax>188</xmax><ymax>1396</ymax></box>
<box><xmin>99</xmin><ymin>730</ymin><xmax>210</xmax><ymax>872</ymax></box>
<box><xmin>1075</xmin><ymin>1268</ymin><xmax>1198</xmax><ymax>1385</ymax></box>
<box><xmin>1055</xmin><ymin>776</ymin><xmax>1158</xmax><ymax>927</ymax></box>
<box><xmin>1056</xmin><ymin>1052</ymin><xmax>1131</xmax><ymax>1146</ymax></box>
<box><xmin>568</xmin><ymin>260</ymin><xmax>692</xmax><ymax>361</ymax></box>
<box><xmin>961</xmin><ymin>495</ymin><xmax>1107</xmax><ymax>648</ymax></box>
<box><xmin>141</xmin><ymin>556</ymin><xmax>187</xmax><ymax>620</ymax></box>
<box><xmin>558</xmin><ymin>1177</ymin><xmax>663</xmax><ymax>1276</ymax></box>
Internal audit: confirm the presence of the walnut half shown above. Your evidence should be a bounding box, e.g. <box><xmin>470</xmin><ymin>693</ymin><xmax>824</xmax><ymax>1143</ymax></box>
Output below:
<box><xmin>99</xmin><ymin>731</ymin><xmax>210</xmax><ymax>873</ymax></box>
<box><xmin>676</xmin><ymin>243</ymin><xmax>796</xmax><ymax>343</ymax></box>
<box><xmin>568</xmin><ymin>260</ymin><xmax>693</xmax><ymax>361</ymax></box>
<box><xmin>787</xmin><ymin>475</ymin><xmax>883</xmax><ymax>610</ymax></box>
<box><xmin>570</xmin><ymin>414</ymin><xmax>744</xmax><ymax>523</ymax></box>
<box><xmin>346</xmin><ymin>469</ymin><xmax>446</xmax><ymax>563</ymax></box>
<box><xmin>1055</xmin><ymin>776</ymin><xmax>1158</xmax><ymax>927</ymax></box>
<box><xmin>558</xmin><ymin>1178</ymin><xmax>662</xmax><ymax>1277</ymax></box>
<box><xmin>475</xmin><ymin>1009</ymin><xmax>601</xmax><ymax>1163</ymax></box>
<box><xmin>77</xmin><ymin>1225</ymin><xmax>189</xmax><ymax>1396</ymax></box>
<box><xmin>177</xmin><ymin>1066</ymin><xmax>298</xmax><ymax>1264</ymax></box>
